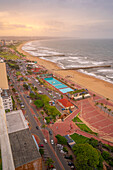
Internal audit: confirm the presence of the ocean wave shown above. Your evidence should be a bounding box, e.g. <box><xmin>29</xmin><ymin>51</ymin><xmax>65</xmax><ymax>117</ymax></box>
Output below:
<box><xmin>97</xmin><ymin>69</ymin><xmax>113</xmax><ymax>73</ymax></box>
<box><xmin>91</xmin><ymin>61</ymin><xmax>105</xmax><ymax>65</ymax></box>
<box><xmin>78</xmin><ymin>69</ymin><xmax>113</xmax><ymax>84</ymax></box>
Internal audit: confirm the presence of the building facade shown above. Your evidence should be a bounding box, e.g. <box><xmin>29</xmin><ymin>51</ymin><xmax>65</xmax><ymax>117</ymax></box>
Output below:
<box><xmin>1</xmin><ymin>90</ymin><xmax>13</xmax><ymax>111</ymax></box>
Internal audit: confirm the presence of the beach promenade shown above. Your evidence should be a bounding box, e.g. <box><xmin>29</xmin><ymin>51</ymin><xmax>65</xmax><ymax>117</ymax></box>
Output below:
<box><xmin>17</xmin><ymin>42</ymin><xmax>113</xmax><ymax>144</ymax></box>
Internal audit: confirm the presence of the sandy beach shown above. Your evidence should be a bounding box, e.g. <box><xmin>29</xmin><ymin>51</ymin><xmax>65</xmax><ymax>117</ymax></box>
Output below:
<box><xmin>17</xmin><ymin>42</ymin><xmax>113</xmax><ymax>102</ymax></box>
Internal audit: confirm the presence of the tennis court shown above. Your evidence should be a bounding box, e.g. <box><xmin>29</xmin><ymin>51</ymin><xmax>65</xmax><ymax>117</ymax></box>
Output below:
<box><xmin>44</xmin><ymin>77</ymin><xmax>73</xmax><ymax>93</ymax></box>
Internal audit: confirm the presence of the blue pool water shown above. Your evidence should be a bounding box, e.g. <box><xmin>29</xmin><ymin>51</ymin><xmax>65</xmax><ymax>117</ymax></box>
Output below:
<box><xmin>44</xmin><ymin>77</ymin><xmax>73</xmax><ymax>93</ymax></box>
<box><xmin>59</xmin><ymin>88</ymin><xmax>74</xmax><ymax>93</ymax></box>
<box><xmin>55</xmin><ymin>84</ymin><xmax>67</xmax><ymax>89</ymax></box>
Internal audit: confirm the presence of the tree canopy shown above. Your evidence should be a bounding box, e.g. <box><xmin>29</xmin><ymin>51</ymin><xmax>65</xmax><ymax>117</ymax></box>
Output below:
<box><xmin>55</xmin><ymin>134</ymin><xmax>67</xmax><ymax>145</ymax></box>
<box><xmin>72</xmin><ymin>143</ymin><xmax>103</xmax><ymax>170</ymax></box>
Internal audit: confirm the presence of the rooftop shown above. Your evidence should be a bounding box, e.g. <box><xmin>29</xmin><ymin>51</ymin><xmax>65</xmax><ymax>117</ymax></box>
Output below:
<box><xmin>9</xmin><ymin>129</ymin><xmax>41</xmax><ymax>168</ymax></box>
<box><xmin>1</xmin><ymin>89</ymin><xmax>10</xmax><ymax>98</ymax></box>
<box><xmin>0</xmin><ymin>63</ymin><xmax>8</xmax><ymax>89</ymax></box>
<box><xmin>6</xmin><ymin>110</ymin><xmax>28</xmax><ymax>134</ymax></box>
<box><xmin>58</xmin><ymin>98</ymin><xmax>74</xmax><ymax>108</ymax></box>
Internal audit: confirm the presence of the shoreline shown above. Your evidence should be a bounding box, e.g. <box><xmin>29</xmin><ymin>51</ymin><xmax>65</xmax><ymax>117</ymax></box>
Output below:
<box><xmin>17</xmin><ymin>41</ymin><xmax>113</xmax><ymax>101</ymax></box>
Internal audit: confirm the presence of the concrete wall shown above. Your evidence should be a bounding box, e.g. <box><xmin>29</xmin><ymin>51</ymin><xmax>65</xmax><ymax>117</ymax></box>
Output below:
<box><xmin>0</xmin><ymin>97</ymin><xmax>15</xmax><ymax>170</ymax></box>
<box><xmin>16</xmin><ymin>158</ymin><xmax>42</xmax><ymax>170</ymax></box>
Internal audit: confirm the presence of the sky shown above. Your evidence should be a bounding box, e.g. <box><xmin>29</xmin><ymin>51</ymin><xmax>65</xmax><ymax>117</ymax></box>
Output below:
<box><xmin>0</xmin><ymin>0</ymin><xmax>113</xmax><ymax>38</ymax></box>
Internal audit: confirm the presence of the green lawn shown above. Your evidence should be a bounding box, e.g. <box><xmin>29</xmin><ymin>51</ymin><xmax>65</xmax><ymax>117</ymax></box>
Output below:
<box><xmin>0</xmin><ymin>51</ymin><xmax>20</xmax><ymax>60</ymax></box>
<box><xmin>73</xmin><ymin>116</ymin><xmax>98</xmax><ymax>135</ymax></box>
<box><xmin>70</xmin><ymin>133</ymin><xmax>89</xmax><ymax>144</ymax></box>
<box><xmin>73</xmin><ymin>116</ymin><xmax>82</xmax><ymax>122</ymax></box>
<box><xmin>76</xmin><ymin>123</ymin><xmax>93</xmax><ymax>133</ymax></box>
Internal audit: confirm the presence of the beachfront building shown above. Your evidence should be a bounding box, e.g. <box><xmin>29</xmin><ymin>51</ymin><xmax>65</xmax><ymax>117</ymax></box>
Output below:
<box><xmin>57</xmin><ymin>98</ymin><xmax>74</xmax><ymax>110</ymax></box>
<box><xmin>1</xmin><ymin>90</ymin><xmax>13</xmax><ymax>111</ymax></box>
<box><xmin>6</xmin><ymin>110</ymin><xmax>42</xmax><ymax>170</ymax></box>
<box><xmin>68</xmin><ymin>89</ymin><xmax>90</xmax><ymax>100</ymax></box>
<box><xmin>0</xmin><ymin>63</ymin><xmax>15</xmax><ymax>170</ymax></box>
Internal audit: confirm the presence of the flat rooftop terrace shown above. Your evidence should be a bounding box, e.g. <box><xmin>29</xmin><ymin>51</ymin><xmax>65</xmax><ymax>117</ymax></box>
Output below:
<box><xmin>6</xmin><ymin>110</ymin><xmax>28</xmax><ymax>134</ymax></box>
<box><xmin>9</xmin><ymin>129</ymin><xmax>41</xmax><ymax>168</ymax></box>
<box><xmin>0</xmin><ymin>63</ymin><xmax>8</xmax><ymax>89</ymax></box>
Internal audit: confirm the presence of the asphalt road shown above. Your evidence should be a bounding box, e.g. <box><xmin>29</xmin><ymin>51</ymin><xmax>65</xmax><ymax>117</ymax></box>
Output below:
<box><xmin>9</xmin><ymin>74</ymin><xmax>70</xmax><ymax>170</ymax></box>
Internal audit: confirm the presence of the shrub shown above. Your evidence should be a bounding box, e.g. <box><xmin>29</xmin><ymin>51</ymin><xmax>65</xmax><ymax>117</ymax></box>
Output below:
<box><xmin>55</xmin><ymin>134</ymin><xmax>67</xmax><ymax>145</ymax></box>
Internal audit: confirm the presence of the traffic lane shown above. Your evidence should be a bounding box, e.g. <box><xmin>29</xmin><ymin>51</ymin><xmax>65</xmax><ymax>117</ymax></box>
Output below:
<box><xmin>20</xmin><ymin>94</ymin><xmax>64</xmax><ymax>170</ymax></box>
<box><xmin>12</xmin><ymin>77</ymin><xmax>70</xmax><ymax>169</ymax></box>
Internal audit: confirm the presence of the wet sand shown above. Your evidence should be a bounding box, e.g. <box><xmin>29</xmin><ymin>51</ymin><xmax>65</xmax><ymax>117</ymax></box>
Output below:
<box><xmin>17</xmin><ymin>42</ymin><xmax>113</xmax><ymax>102</ymax></box>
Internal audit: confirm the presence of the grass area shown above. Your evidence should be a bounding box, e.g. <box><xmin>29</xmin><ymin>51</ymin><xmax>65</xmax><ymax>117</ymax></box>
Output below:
<box><xmin>16</xmin><ymin>71</ymin><xmax>22</xmax><ymax>76</ymax></box>
<box><xmin>73</xmin><ymin>116</ymin><xmax>98</xmax><ymax>135</ymax></box>
<box><xmin>69</xmin><ymin>89</ymin><xmax>86</xmax><ymax>94</ymax></box>
<box><xmin>0</xmin><ymin>51</ymin><xmax>20</xmax><ymax>60</ymax></box>
<box><xmin>76</xmin><ymin>123</ymin><xmax>93</xmax><ymax>133</ymax></box>
<box><xmin>70</xmin><ymin>133</ymin><xmax>89</xmax><ymax>144</ymax></box>
<box><xmin>73</xmin><ymin>116</ymin><xmax>82</xmax><ymax>122</ymax></box>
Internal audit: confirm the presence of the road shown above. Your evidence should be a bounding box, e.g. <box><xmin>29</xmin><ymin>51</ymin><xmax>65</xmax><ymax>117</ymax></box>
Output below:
<box><xmin>9</xmin><ymin>72</ymin><xmax>70</xmax><ymax>170</ymax></box>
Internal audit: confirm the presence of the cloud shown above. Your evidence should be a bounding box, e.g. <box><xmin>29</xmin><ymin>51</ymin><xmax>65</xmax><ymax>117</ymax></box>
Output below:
<box><xmin>0</xmin><ymin>22</ymin><xmax>32</xmax><ymax>30</ymax></box>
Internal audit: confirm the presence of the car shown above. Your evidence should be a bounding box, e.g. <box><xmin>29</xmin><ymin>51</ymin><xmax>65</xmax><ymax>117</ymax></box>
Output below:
<box><xmin>64</xmin><ymin>155</ymin><xmax>70</xmax><ymax>159</ymax></box>
<box><xmin>21</xmin><ymin>105</ymin><xmax>25</xmax><ymax>108</ymax></box>
<box><xmin>60</xmin><ymin>150</ymin><xmax>65</xmax><ymax>154</ymax></box>
<box><xmin>36</xmin><ymin>126</ymin><xmax>39</xmax><ymax>130</ymax></box>
<box><xmin>68</xmin><ymin>162</ymin><xmax>74</xmax><ymax>167</ymax></box>
<box><xmin>57</xmin><ymin>144</ymin><xmax>62</xmax><ymax>147</ymax></box>
<box><xmin>44</xmin><ymin>139</ymin><xmax>47</xmax><ymax>143</ymax></box>
<box><xmin>39</xmin><ymin>144</ymin><xmax>44</xmax><ymax>147</ymax></box>
<box><xmin>51</xmin><ymin>140</ymin><xmax>54</xmax><ymax>145</ymax></box>
<box><xmin>49</xmin><ymin>131</ymin><xmax>52</xmax><ymax>135</ymax></box>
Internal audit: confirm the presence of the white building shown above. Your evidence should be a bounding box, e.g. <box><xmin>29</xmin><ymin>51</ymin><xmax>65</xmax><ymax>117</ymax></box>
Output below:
<box><xmin>1</xmin><ymin>90</ymin><xmax>13</xmax><ymax>111</ymax></box>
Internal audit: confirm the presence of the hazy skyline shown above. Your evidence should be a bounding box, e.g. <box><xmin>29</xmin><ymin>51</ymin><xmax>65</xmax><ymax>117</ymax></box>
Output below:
<box><xmin>0</xmin><ymin>0</ymin><xmax>113</xmax><ymax>38</ymax></box>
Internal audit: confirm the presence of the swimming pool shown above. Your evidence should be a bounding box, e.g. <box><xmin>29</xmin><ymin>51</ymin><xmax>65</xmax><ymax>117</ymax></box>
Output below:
<box><xmin>44</xmin><ymin>77</ymin><xmax>74</xmax><ymax>93</ymax></box>
<box><xmin>55</xmin><ymin>84</ymin><xmax>67</xmax><ymax>89</ymax></box>
<box><xmin>59</xmin><ymin>88</ymin><xmax>74</xmax><ymax>93</ymax></box>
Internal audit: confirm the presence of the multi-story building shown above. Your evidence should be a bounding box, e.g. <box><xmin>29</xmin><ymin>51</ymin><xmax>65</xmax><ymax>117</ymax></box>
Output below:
<box><xmin>6</xmin><ymin>110</ymin><xmax>42</xmax><ymax>170</ymax></box>
<box><xmin>1</xmin><ymin>90</ymin><xmax>13</xmax><ymax>111</ymax></box>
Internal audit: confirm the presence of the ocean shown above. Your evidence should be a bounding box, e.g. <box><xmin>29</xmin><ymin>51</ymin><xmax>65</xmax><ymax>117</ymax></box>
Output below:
<box><xmin>22</xmin><ymin>38</ymin><xmax>113</xmax><ymax>84</ymax></box>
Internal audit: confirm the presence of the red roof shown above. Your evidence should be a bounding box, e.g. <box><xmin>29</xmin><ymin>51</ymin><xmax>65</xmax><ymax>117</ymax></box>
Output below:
<box><xmin>58</xmin><ymin>98</ymin><xmax>74</xmax><ymax>108</ymax></box>
<box><xmin>32</xmin><ymin>68</ymin><xmax>41</xmax><ymax>72</ymax></box>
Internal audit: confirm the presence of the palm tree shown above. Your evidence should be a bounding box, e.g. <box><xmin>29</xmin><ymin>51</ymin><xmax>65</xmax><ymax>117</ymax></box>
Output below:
<box><xmin>108</xmin><ymin>109</ymin><xmax>111</xmax><ymax>117</ymax></box>
<box><xmin>46</xmin><ymin>158</ymin><xmax>54</xmax><ymax>169</ymax></box>
<box><xmin>95</xmin><ymin>102</ymin><xmax>99</xmax><ymax>107</ymax></box>
<box><xmin>93</xmin><ymin>94</ymin><xmax>96</xmax><ymax>101</ymax></box>
<box><xmin>106</xmin><ymin>98</ymin><xmax>109</xmax><ymax>106</ymax></box>
<box><xmin>100</xmin><ymin>103</ymin><xmax>103</xmax><ymax>111</ymax></box>
<box><xmin>104</xmin><ymin>106</ymin><xmax>107</xmax><ymax>113</ymax></box>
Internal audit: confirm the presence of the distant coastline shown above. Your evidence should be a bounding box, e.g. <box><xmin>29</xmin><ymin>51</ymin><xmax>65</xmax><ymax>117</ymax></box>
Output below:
<box><xmin>17</xmin><ymin>41</ymin><xmax>113</xmax><ymax>102</ymax></box>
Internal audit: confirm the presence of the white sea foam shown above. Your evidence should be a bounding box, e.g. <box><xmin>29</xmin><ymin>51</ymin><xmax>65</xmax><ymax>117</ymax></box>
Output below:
<box><xmin>91</xmin><ymin>61</ymin><xmax>105</xmax><ymax>65</ymax></box>
<box><xmin>97</xmin><ymin>69</ymin><xmax>113</xmax><ymax>73</ymax></box>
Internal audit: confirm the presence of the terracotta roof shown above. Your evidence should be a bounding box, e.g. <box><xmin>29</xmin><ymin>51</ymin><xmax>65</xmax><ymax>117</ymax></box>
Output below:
<box><xmin>32</xmin><ymin>68</ymin><xmax>41</xmax><ymax>72</ymax></box>
<box><xmin>58</xmin><ymin>98</ymin><xmax>74</xmax><ymax>108</ymax></box>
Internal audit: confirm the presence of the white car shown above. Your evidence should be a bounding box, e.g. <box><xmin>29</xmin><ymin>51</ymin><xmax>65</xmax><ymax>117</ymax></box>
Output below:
<box><xmin>43</xmin><ymin>139</ymin><xmax>47</xmax><ymax>143</ymax></box>
<box><xmin>51</xmin><ymin>139</ymin><xmax>54</xmax><ymax>145</ymax></box>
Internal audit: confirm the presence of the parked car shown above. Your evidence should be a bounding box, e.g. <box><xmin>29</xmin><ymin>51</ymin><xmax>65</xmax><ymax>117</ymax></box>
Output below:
<box><xmin>60</xmin><ymin>150</ymin><xmax>66</xmax><ymax>154</ymax></box>
<box><xmin>49</xmin><ymin>131</ymin><xmax>52</xmax><ymax>135</ymax></box>
<box><xmin>64</xmin><ymin>155</ymin><xmax>70</xmax><ymax>159</ymax></box>
<box><xmin>51</xmin><ymin>140</ymin><xmax>54</xmax><ymax>145</ymax></box>
<box><xmin>39</xmin><ymin>144</ymin><xmax>44</xmax><ymax>147</ymax></box>
<box><xmin>57</xmin><ymin>144</ymin><xmax>62</xmax><ymax>147</ymax></box>
<box><xmin>44</xmin><ymin>139</ymin><xmax>47</xmax><ymax>143</ymax></box>
<box><xmin>36</xmin><ymin>126</ymin><xmax>39</xmax><ymax>130</ymax></box>
<box><xmin>68</xmin><ymin>162</ymin><xmax>74</xmax><ymax>167</ymax></box>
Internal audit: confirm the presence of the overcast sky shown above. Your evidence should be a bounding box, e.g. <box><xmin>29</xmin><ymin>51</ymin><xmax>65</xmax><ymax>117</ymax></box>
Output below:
<box><xmin>0</xmin><ymin>0</ymin><xmax>113</xmax><ymax>38</ymax></box>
